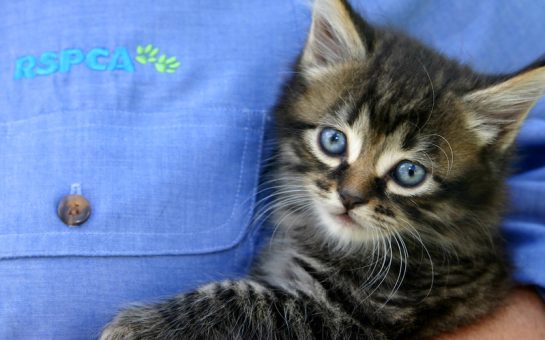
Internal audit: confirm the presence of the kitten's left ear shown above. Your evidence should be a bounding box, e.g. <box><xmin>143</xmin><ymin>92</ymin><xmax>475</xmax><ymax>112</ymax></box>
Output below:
<box><xmin>463</xmin><ymin>62</ymin><xmax>545</xmax><ymax>151</ymax></box>
<box><xmin>301</xmin><ymin>0</ymin><xmax>369</xmax><ymax>71</ymax></box>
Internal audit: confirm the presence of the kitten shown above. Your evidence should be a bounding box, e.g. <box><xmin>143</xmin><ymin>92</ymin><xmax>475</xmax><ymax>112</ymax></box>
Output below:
<box><xmin>102</xmin><ymin>0</ymin><xmax>545</xmax><ymax>339</ymax></box>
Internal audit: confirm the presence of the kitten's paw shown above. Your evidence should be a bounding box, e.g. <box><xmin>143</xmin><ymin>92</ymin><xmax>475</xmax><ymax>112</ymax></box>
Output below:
<box><xmin>100</xmin><ymin>316</ymin><xmax>142</xmax><ymax>340</ymax></box>
<box><xmin>100</xmin><ymin>323</ymin><xmax>135</xmax><ymax>340</ymax></box>
<box><xmin>100</xmin><ymin>305</ymin><xmax>163</xmax><ymax>340</ymax></box>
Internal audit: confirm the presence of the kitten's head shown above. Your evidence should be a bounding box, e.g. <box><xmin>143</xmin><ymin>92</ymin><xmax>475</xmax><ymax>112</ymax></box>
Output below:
<box><xmin>274</xmin><ymin>0</ymin><xmax>545</xmax><ymax>252</ymax></box>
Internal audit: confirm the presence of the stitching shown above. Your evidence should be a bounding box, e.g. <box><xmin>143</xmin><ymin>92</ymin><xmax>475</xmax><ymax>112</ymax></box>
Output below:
<box><xmin>0</xmin><ymin>107</ymin><xmax>267</xmax><ymax>126</ymax></box>
<box><xmin>0</xmin><ymin>244</ymin><xmax>253</xmax><ymax>259</ymax></box>
<box><xmin>4</xmin><ymin>124</ymin><xmax>256</xmax><ymax>136</ymax></box>
<box><xmin>0</xmin><ymin>109</ymin><xmax>268</xmax><ymax>243</ymax></box>
<box><xmin>217</xmin><ymin>109</ymin><xmax>252</xmax><ymax>231</ymax></box>
<box><xmin>0</xmin><ymin>231</ymin><xmax>242</xmax><ymax>237</ymax></box>
<box><xmin>223</xmin><ymin>106</ymin><xmax>269</xmax><ymax>247</ymax></box>
<box><xmin>241</xmin><ymin>107</ymin><xmax>271</xmax><ymax>273</ymax></box>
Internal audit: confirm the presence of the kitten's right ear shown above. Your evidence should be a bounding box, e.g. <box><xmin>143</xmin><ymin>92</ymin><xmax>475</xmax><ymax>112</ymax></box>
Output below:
<box><xmin>301</xmin><ymin>0</ymin><xmax>369</xmax><ymax>71</ymax></box>
<box><xmin>463</xmin><ymin>62</ymin><xmax>545</xmax><ymax>152</ymax></box>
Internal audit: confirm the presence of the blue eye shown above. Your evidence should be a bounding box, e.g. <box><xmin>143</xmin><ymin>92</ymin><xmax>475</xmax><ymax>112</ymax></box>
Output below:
<box><xmin>319</xmin><ymin>127</ymin><xmax>347</xmax><ymax>156</ymax></box>
<box><xmin>392</xmin><ymin>160</ymin><xmax>427</xmax><ymax>188</ymax></box>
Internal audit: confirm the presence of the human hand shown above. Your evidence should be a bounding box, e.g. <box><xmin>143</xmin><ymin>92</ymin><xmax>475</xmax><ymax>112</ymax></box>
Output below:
<box><xmin>437</xmin><ymin>286</ymin><xmax>545</xmax><ymax>340</ymax></box>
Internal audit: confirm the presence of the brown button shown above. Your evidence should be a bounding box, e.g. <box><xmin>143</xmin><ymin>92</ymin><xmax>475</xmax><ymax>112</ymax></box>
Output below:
<box><xmin>57</xmin><ymin>194</ymin><xmax>91</xmax><ymax>226</ymax></box>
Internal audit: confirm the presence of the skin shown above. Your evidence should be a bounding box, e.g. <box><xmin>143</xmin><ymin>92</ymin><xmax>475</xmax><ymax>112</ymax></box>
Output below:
<box><xmin>439</xmin><ymin>287</ymin><xmax>545</xmax><ymax>340</ymax></box>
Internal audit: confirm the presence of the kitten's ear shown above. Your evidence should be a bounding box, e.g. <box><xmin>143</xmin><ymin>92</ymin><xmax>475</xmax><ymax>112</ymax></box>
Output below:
<box><xmin>301</xmin><ymin>0</ymin><xmax>368</xmax><ymax>70</ymax></box>
<box><xmin>463</xmin><ymin>63</ymin><xmax>545</xmax><ymax>151</ymax></box>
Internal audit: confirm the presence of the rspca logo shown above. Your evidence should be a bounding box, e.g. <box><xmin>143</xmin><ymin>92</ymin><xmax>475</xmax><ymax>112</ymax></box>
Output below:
<box><xmin>14</xmin><ymin>44</ymin><xmax>180</xmax><ymax>80</ymax></box>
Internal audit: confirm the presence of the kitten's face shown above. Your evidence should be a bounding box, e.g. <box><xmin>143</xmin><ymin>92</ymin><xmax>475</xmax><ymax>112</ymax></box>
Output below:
<box><xmin>274</xmin><ymin>0</ymin><xmax>545</xmax><ymax>249</ymax></box>
<box><xmin>279</xmin><ymin>62</ymin><xmax>479</xmax><ymax>246</ymax></box>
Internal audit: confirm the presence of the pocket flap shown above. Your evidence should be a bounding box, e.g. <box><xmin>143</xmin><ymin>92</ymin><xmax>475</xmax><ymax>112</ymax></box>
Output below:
<box><xmin>0</xmin><ymin>107</ymin><xmax>267</xmax><ymax>258</ymax></box>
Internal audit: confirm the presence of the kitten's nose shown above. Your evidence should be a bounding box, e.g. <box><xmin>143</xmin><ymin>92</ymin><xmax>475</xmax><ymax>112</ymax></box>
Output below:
<box><xmin>338</xmin><ymin>188</ymin><xmax>368</xmax><ymax>210</ymax></box>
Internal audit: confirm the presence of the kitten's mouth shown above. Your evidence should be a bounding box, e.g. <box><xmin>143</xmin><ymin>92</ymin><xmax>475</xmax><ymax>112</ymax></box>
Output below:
<box><xmin>334</xmin><ymin>212</ymin><xmax>387</xmax><ymax>232</ymax></box>
<box><xmin>336</xmin><ymin>213</ymin><xmax>358</xmax><ymax>227</ymax></box>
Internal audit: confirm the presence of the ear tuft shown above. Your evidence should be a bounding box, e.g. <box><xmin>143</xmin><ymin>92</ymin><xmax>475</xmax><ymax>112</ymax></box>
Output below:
<box><xmin>301</xmin><ymin>0</ymin><xmax>367</xmax><ymax>71</ymax></box>
<box><xmin>463</xmin><ymin>66</ymin><xmax>545</xmax><ymax>151</ymax></box>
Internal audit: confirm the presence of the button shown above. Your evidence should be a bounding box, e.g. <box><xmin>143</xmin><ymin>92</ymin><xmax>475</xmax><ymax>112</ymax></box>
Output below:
<box><xmin>57</xmin><ymin>194</ymin><xmax>91</xmax><ymax>226</ymax></box>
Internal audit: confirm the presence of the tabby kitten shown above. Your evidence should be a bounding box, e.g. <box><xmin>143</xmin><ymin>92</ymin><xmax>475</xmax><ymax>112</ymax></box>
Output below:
<box><xmin>102</xmin><ymin>0</ymin><xmax>545</xmax><ymax>339</ymax></box>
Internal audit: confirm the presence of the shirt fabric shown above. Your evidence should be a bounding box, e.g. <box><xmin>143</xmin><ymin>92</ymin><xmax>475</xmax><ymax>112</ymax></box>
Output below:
<box><xmin>0</xmin><ymin>1</ymin><xmax>544</xmax><ymax>339</ymax></box>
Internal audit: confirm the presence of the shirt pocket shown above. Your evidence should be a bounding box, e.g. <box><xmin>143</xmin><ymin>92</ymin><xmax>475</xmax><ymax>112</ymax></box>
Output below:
<box><xmin>0</xmin><ymin>106</ymin><xmax>268</xmax><ymax>258</ymax></box>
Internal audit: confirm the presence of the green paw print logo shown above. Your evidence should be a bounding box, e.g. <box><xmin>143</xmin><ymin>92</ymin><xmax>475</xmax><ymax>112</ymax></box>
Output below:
<box><xmin>136</xmin><ymin>44</ymin><xmax>180</xmax><ymax>74</ymax></box>
<box><xmin>136</xmin><ymin>44</ymin><xmax>159</xmax><ymax>64</ymax></box>
<box><xmin>155</xmin><ymin>55</ymin><xmax>181</xmax><ymax>73</ymax></box>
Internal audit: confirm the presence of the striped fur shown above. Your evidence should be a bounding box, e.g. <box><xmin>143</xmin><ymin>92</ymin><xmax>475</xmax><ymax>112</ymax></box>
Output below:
<box><xmin>102</xmin><ymin>1</ymin><xmax>545</xmax><ymax>339</ymax></box>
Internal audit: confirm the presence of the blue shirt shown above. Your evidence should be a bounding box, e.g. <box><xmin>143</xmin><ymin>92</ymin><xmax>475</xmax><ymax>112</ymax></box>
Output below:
<box><xmin>1</xmin><ymin>1</ymin><xmax>544</xmax><ymax>338</ymax></box>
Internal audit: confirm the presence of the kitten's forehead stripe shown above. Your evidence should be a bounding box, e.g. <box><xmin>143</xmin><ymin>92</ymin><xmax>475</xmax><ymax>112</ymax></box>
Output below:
<box><xmin>325</xmin><ymin>92</ymin><xmax>352</xmax><ymax>122</ymax></box>
<box><xmin>346</xmin><ymin>111</ymin><xmax>368</xmax><ymax>164</ymax></box>
<box><xmin>402</xmin><ymin>128</ymin><xmax>419</xmax><ymax>150</ymax></box>
<box><xmin>347</xmin><ymin>91</ymin><xmax>369</xmax><ymax>126</ymax></box>
<box><xmin>289</xmin><ymin>120</ymin><xmax>319</xmax><ymax>131</ymax></box>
